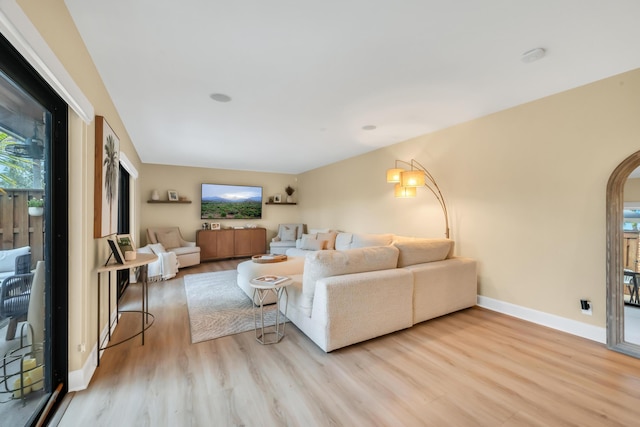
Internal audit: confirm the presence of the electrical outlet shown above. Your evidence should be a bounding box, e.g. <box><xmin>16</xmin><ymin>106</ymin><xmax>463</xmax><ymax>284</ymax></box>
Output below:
<box><xmin>580</xmin><ymin>299</ymin><xmax>592</xmax><ymax>315</ymax></box>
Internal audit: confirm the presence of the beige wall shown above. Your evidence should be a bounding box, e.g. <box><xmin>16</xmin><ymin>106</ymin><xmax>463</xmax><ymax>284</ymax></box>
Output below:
<box><xmin>298</xmin><ymin>68</ymin><xmax>640</xmax><ymax>327</ymax></box>
<box><xmin>139</xmin><ymin>164</ymin><xmax>300</xmax><ymax>243</ymax></box>
<box><xmin>16</xmin><ymin>0</ymin><xmax>144</xmax><ymax>373</ymax></box>
<box><xmin>625</xmin><ymin>178</ymin><xmax>640</xmax><ymax>202</ymax></box>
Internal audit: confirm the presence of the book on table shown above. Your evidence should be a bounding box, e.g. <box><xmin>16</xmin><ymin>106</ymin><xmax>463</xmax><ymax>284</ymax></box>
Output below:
<box><xmin>253</xmin><ymin>275</ymin><xmax>288</xmax><ymax>285</ymax></box>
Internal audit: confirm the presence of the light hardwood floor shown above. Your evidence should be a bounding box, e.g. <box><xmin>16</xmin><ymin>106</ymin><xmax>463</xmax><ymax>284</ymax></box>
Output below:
<box><xmin>55</xmin><ymin>260</ymin><xmax>640</xmax><ymax>426</ymax></box>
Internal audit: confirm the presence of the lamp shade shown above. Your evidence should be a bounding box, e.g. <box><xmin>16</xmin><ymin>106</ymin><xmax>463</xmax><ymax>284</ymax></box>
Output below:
<box><xmin>401</xmin><ymin>170</ymin><xmax>425</xmax><ymax>187</ymax></box>
<box><xmin>394</xmin><ymin>184</ymin><xmax>416</xmax><ymax>198</ymax></box>
<box><xmin>386</xmin><ymin>168</ymin><xmax>404</xmax><ymax>183</ymax></box>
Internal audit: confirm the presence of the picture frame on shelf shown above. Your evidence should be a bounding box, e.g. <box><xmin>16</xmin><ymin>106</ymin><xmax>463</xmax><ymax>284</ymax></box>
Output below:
<box><xmin>273</xmin><ymin>194</ymin><xmax>282</xmax><ymax>203</ymax></box>
<box><xmin>210</xmin><ymin>222</ymin><xmax>221</xmax><ymax>230</ymax></box>
<box><xmin>106</xmin><ymin>237</ymin><xmax>125</xmax><ymax>264</ymax></box>
<box><xmin>116</xmin><ymin>234</ymin><xmax>135</xmax><ymax>253</ymax></box>
<box><xmin>168</xmin><ymin>190</ymin><xmax>179</xmax><ymax>201</ymax></box>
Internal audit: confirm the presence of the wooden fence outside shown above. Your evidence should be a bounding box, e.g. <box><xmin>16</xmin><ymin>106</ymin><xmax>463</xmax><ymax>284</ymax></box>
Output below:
<box><xmin>0</xmin><ymin>189</ymin><xmax>44</xmax><ymax>268</ymax></box>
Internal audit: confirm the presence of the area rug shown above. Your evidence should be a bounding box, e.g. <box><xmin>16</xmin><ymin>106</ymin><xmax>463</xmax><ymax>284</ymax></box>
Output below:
<box><xmin>184</xmin><ymin>270</ymin><xmax>282</xmax><ymax>344</ymax></box>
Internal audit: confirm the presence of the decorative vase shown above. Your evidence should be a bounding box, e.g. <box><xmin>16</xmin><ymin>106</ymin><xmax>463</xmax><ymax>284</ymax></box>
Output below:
<box><xmin>28</xmin><ymin>207</ymin><xmax>43</xmax><ymax>217</ymax></box>
<box><xmin>151</xmin><ymin>190</ymin><xmax>160</xmax><ymax>201</ymax></box>
<box><xmin>286</xmin><ymin>195</ymin><xmax>293</xmax><ymax>203</ymax></box>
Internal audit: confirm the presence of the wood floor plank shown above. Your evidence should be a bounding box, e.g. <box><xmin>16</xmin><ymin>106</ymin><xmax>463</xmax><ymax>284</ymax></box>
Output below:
<box><xmin>56</xmin><ymin>260</ymin><xmax>640</xmax><ymax>426</ymax></box>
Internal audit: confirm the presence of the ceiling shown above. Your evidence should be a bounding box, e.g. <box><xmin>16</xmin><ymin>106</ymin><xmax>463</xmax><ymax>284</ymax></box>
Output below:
<box><xmin>64</xmin><ymin>1</ymin><xmax>640</xmax><ymax>174</ymax></box>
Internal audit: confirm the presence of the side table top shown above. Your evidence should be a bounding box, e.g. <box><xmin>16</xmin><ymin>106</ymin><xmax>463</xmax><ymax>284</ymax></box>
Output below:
<box><xmin>97</xmin><ymin>252</ymin><xmax>158</xmax><ymax>273</ymax></box>
<box><xmin>250</xmin><ymin>275</ymin><xmax>291</xmax><ymax>289</ymax></box>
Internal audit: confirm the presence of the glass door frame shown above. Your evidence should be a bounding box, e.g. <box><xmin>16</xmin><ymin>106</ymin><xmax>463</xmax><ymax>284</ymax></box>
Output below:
<box><xmin>0</xmin><ymin>33</ymin><xmax>69</xmax><ymax>424</ymax></box>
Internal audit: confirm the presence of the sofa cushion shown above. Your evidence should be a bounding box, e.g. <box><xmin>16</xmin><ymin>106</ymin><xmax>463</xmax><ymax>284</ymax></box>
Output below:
<box><xmin>147</xmin><ymin>243</ymin><xmax>167</xmax><ymax>254</ymax></box>
<box><xmin>280</xmin><ymin>225</ymin><xmax>298</xmax><ymax>242</ymax></box>
<box><xmin>317</xmin><ymin>232</ymin><xmax>337</xmax><ymax>250</ymax></box>
<box><xmin>0</xmin><ymin>246</ymin><xmax>31</xmax><ymax>272</ymax></box>
<box><xmin>301</xmin><ymin>237</ymin><xmax>325</xmax><ymax>251</ymax></box>
<box><xmin>156</xmin><ymin>230</ymin><xmax>181</xmax><ymax>249</ymax></box>
<box><xmin>351</xmin><ymin>233</ymin><xmax>394</xmax><ymax>249</ymax></box>
<box><xmin>301</xmin><ymin>245</ymin><xmax>400</xmax><ymax>316</ymax></box>
<box><xmin>393</xmin><ymin>238</ymin><xmax>454</xmax><ymax>267</ymax></box>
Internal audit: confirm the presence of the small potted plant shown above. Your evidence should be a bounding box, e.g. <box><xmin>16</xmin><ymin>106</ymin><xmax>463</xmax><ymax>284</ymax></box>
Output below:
<box><xmin>285</xmin><ymin>186</ymin><xmax>295</xmax><ymax>203</ymax></box>
<box><xmin>28</xmin><ymin>198</ymin><xmax>44</xmax><ymax>216</ymax></box>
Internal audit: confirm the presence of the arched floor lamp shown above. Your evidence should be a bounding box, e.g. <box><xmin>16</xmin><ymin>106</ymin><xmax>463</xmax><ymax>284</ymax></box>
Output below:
<box><xmin>386</xmin><ymin>159</ymin><xmax>450</xmax><ymax>239</ymax></box>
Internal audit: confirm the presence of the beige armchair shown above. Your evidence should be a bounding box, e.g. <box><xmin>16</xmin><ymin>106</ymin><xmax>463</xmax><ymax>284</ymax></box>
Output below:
<box><xmin>269</xmin><ymin>223</ymin><xmax>306</xmax><ymax>255</ymax></box>
<box><xmin>146</xmin><ymin>227</ymin><xmax>201</xmax><ymax>268</ymax></box>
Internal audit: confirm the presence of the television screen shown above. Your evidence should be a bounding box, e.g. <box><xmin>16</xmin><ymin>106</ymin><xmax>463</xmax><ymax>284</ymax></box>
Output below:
<box><xmin>201</xmin><ymin>183</ymin><xmax>263</xmax><ymax>219</ymax></box>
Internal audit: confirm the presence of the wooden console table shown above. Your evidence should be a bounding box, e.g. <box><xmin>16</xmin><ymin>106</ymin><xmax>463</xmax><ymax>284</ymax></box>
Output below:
<box><xmin>95</xmin><ymin>253</ymin><xmax>157</xmax><ymax>366</ymax></box>
<box><xmin>197</xmin><ymin>228</ymin><xmax>266</xmax><ymax>261</ymax></box>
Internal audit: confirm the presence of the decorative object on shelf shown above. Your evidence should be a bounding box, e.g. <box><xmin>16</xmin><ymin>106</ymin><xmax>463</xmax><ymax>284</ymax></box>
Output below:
<box><xmin>116</xmin><ymin>234</ymin><xmax>136</xmax><ymax>262</ymax></box>
<box><xmin>94</xmin><ymin>116</ymin><xmax>120</xmax><ymax>238</ymax></box>
<box><xmin>268</xmin><ymin>196</ymin><xmax>274</xmax><ymax>203</ymax></box>
<box><xmin>285</xmin><ymin>185</ymin><xmax>295</xmax><ymax>203</ymax></box>
<box><xmin>168</xmin><ymin>190</ymin><xmax>179</xmax><ymax>201</ymax></box>
<box><xmin>106</xmin><ymin>237</ymin><xmax>125</xmax><ymax>264</ymax></box>
<box><xmin>273</xmin><ymin>194</ymin><xmax>282</xmax><ymax>203</ymax></box>
<box><xmin>179</xmin><ymin>196</ymin><xmax>188</xmax><ymax>201</ymax></box>
<box><xmin>27</xmin><ymin>198</ymin><xmax>44</xmax><ymax>216</ymax></box>
<box><xmin>386</xmin><ymin>158</ymin><xmax>450</xmax><ymax>238</ymax></box>
<box><xmin>202</xmin><ymin>222</ymin><xmax>210</xmax><ymax>230</ymax></box>
<box><xmin>211</xmin><ymin>222</ymin><xmax>221</xmax><ymax>230</ymax></box>
<box><xmin>151</xmin><ymin>190</ymin><xmax>160</xmax><ymax>201</ymax></box>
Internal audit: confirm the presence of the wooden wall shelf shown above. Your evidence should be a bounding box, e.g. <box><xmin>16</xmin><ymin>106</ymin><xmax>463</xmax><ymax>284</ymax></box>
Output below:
<box><xmin>265</xmin><ymin>202</ymin><xmax>297</xmax><ymax>205</ymax></box>
<box><xmin>147</xmin><ymin>200</ymin><xmax>192</xmax><ymax>204</ymax></box>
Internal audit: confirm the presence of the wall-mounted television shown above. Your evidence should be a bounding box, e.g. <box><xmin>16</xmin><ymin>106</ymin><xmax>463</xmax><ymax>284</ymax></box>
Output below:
<box><xmin>201</xmin><ymin>183</ymin><xmax>263</xmax><ymax>219</ymax></box>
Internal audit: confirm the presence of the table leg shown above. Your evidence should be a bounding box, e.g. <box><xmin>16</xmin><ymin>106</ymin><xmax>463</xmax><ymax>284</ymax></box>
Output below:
<box><xmin>97</xmin><ymin>272</ymin><xmax>101</xmax><ymax>367</ymax></box>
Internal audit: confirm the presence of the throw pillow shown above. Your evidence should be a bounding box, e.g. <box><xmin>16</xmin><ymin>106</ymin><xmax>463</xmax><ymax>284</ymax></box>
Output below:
<box><xmin>280</xmin><ymin>226</ymin><xmax>297</xmax><ymax>242</ymax></box>
<box><xmin>317</xmin><ymin>232</ymin><xmax>337</xmax><ymax>250</ymax></box>
<box><xmin>156</xmin><ymin>230</ymin><xmax>181</xmax><ymax>249</ymax></box>
<box><xmin>0</xmin><ymin>246</ymin><xmax>30</xmax><ymax>272</ymax></box>
<box><xmin>301</xmin><ymin>238</ymin><xmax>325</xmax><ymax>251</ymax></box>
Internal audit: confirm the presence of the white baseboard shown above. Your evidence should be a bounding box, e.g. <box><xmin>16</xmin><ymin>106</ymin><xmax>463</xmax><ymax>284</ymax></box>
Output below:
<box><xmin>68</xmin><ymin>310</ymin><xmax>119</xmax><ymax>391</ymax></box>
<box><xmin>477</xmin><ymin>295</ymin><xmax>606</xmax><ymax>344</ymax></box>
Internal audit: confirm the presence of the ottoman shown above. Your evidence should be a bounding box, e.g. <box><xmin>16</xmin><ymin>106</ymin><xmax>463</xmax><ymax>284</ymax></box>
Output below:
<box><xmin>237</xmin><ymin>256</ymin><xmax>305</xmax><ymax>305</ymax></box>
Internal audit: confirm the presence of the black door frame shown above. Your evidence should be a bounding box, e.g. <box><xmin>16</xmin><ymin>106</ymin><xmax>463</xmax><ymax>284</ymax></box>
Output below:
<box><xmin>0</xmin><ymin>33</ymin><xmax>69</xmax><ymax>425</ymax></box>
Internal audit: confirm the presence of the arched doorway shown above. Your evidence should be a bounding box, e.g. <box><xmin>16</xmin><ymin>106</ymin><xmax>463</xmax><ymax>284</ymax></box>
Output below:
<box><xmin>607</xmin><ymin>150</ymin><xmax>640</xmax><ymax>357</ymax></box>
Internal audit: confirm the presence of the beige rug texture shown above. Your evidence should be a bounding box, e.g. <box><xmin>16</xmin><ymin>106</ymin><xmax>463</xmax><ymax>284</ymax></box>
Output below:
<box><xmin>183</xmin><ymin>270</ymin><xmax>282</xmax><ymax>344</ymax></box>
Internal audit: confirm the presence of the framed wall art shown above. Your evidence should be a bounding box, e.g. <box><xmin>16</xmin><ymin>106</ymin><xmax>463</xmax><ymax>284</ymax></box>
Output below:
<box><xmin>94</xmin><ymin>116</ymin><xmax>120</xmax><ymax>238</ymax></box>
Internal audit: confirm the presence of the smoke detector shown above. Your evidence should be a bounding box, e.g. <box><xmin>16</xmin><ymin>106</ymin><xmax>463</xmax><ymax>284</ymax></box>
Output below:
<box><xmin>521</xmin><ymin>48</ymin><xmax>546</xmax><ymax>63</ymax></box>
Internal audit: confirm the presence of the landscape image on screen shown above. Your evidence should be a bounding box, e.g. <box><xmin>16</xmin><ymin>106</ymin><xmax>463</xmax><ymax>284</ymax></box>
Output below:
<box><xmin>201</xmin><ymin>184</ymin><xmax>263</xmax><ymax>219</ymax></box>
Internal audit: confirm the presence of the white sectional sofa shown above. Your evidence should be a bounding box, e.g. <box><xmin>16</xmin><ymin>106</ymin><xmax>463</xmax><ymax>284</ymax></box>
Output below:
<box><xmin>236</xmin><ymin>231</ymin><xmax>477</xmax><ymax>352</ymax></box>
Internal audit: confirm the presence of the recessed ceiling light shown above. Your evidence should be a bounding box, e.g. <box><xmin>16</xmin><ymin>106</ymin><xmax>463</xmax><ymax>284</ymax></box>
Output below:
<box><xmin>521</xmin><ymin>48</ymin><xmax>546</xmax><ymax>63</ymax></box>
<box><xmin>210</xmin><ymin>93</ymin><xmax>232</xmax><ymax>102</ymax></box>
<box><xmin>362</xmin><ymin>125</ymin><xmax>377</xmax><ymax>131</ymax></box>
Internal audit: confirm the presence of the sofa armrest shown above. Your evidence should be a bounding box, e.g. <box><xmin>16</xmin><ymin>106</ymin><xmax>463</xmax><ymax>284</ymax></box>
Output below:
<box><xmin>311</xmin><ymin>269</ymin><xmax>413</xmax><ymax>351</ymax></box>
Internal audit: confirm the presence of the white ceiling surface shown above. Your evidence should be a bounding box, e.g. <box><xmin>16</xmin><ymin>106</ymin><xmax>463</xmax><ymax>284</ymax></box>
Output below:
<box><xmin>64</xmin><ymin>1</ymin><xmax>640</xmax><ymax>174</ymax></box>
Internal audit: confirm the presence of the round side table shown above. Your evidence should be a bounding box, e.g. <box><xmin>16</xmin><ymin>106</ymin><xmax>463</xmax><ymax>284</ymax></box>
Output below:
<box><xmin>249</xmin><ymin>276</ymin><xmax>291</xmax><ymax>344</ymax></box>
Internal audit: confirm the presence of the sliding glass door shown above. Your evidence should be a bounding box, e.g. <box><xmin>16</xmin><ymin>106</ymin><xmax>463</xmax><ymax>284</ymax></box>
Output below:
<box><xmin>0</xmin><ymin>33</ymin><xmax>68</xmax><ymax>426</ymax></box>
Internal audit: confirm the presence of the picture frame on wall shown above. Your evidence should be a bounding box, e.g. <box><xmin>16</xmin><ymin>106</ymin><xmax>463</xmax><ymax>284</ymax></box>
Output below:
<box><xmin>273</xmin><ymin>194</ymin><xmax>282</xmax><ymax>203</ymax></box>
<box><xmin>94</xmin><ymin>116</ymin><xmax>120</xmax><ymax>238</ymax></box>
<box><xmin>168</xmin><ymin>190</ymin><xmax>179</xmax><ymax>201</ymax></box>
